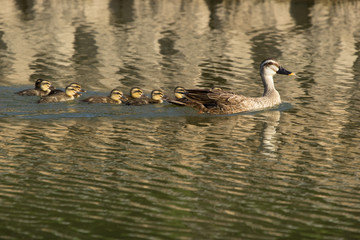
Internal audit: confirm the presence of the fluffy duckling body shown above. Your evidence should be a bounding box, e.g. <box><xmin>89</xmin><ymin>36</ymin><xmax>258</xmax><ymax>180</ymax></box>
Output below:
<box><xmin>38</xmin><ymin>86</ymin><xmax>79</xmax><ymax>103</ymax></box>
<box><xmin>15</xmin><ymin>79</ymin><xmax>53</xmax><ymax>96</ymax></box>
<box><xmin>171</xmin><ymin>59</ymin><xmax>295</xmax><ymax>114</ymax></box>
<box><xmin>82</xmin><ymin>89</ymin><xmax>124</xmax><ymax>104</ymax></box>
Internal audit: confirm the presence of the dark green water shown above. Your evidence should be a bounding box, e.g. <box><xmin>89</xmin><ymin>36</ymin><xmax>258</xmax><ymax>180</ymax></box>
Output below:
<box><xmin>1</xmin><ymin>0</ymin><xmax>360</xmax><ymax>239</ymax></box>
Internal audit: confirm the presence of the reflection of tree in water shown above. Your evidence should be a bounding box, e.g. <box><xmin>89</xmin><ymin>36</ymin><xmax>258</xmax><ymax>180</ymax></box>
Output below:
<box><xmin>109</xmin><ymin>0</ymin><xmax>134</xmax><ymax>26</ymax></box>
<box><xmin>14</xmin><ymin>0</ymin><xmax>36</xmax><ymax>21</ymax></box>
<box><xmin>72</xmin><ymin>24</ymin><xmax>103</xmax><ymax>88</ymax></box>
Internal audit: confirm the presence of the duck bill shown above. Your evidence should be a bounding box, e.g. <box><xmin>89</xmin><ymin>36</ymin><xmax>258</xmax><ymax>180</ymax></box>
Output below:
<box><xmin>79</xmin><ymin>89</ymin><xmax>86</xmax><ymax>92</ymax></box>
<box><xmin>277</xmin><ymin>66</ymin><xmax>295</xmax><ymax>76</ymax></box>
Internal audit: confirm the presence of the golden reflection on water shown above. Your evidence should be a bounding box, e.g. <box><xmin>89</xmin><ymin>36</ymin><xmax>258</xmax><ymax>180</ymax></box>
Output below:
<box><xmin>0</xmin><ymin>104</ymin><xmax>360</xmax><ymax>238</ymax></box>
<box><xmin>1</xmin><ymin>107</ymin><xmax>357</xmax><ymax>185</ymax></box>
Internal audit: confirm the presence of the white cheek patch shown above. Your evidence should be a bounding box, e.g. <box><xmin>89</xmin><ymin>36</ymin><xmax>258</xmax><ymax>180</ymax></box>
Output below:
<box><xmin>271</xmin><ymin>65</ymin><xmax>279</xmax><ymax>72</ymax></box>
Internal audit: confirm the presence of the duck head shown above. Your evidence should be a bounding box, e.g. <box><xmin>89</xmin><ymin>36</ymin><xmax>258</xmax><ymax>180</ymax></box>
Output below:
<box><xmin>40</xmin><ymin>80</ymin><xmax>52</xmax><ymax>92</ymax></box>
<box><xmin>130</xmin><ymin>87</ymin><xmax>143</xmax><ymax>99</ymax></box>
<box><xmin>260</xmin><ymin>59</ymin><xmax>295</xmax><ymax>77</ymax></box>
<box><xmin>174</xmin><ymin>86</ymin><xmax>186</xmax><ymax>99</ymax></box>
<box><xmin>35</xmin><ymin>79</ymin><xmax>44</xmax><ymax>89</ymax></box>
<box><xmin>67</xmin><ymin>83</ymin><xmax>85</xmax><ymax>98</ymax></box>
<box><xmin>65</xmin><ymin>86</ymin><xmax>78</xmax><ymax>97</ymax></box>
<box><xmin>68</xmin><ymin>83</ymin><xmax>85</xmax><ymax>92</ymax></box>
<box><xmin>110</xmin><ymin>89</ymin><xmax>124</xmax><ymax>103</ymax></box>
<box><xmin>151</xmin><ymin>89</ymin><xmax>164</xmax><ymax>102</ymax></box>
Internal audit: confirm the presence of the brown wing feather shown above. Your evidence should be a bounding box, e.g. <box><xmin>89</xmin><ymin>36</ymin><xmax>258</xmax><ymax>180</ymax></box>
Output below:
<box><xmin>184</xmin><ymin>89</ymin><xmax>217</xmax><ymax>105</ymax></box>
<box><xmin>82</xmin><ymin>96</ymin><xmax>106</xmax><ymax>103</ymax></box>
<box><xmin>185</xmin><ymin>89</ymin><xmax>240</xmax><ymax>105</ymax></box>
<box><xmin>82</xmin><ymin>96</ymin><xmax>120</xmax><ymax>104</ymax></box>
<box><xmin>16</xmin><ymin>89</ymin><xmax>49</xmax><ymax>96</ymax></box>
<box><xmin>183</xmin><ymin>88</ymin><xmax>251</xmax><ymax>114</ymax></box>
<box><xmin>124</xmin><ymin>96</ymin><xmax>150</xmax><ymax>105</ymax></box>
<box><xmin>38</xmin><ymin>92</ymin><xmax>69</xmax><ymax>103</ymax></box>
<box><xmin>166</xmin><ymin>97</ymin><xmax>191</xmax><ymax>106</ymax></box>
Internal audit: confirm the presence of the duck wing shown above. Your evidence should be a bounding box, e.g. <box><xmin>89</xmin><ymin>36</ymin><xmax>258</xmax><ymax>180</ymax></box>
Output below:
<box><xmin>82</xmin><ymin>96</ymin><xmax>106</xmax><ymax>103</ymax></box>
<box><xmin>124</xmin><ymin>96</ymin><xmax>150</xmax><ymax>105</ymax></box>
<box><xmin>185</xmin><ymin>88</ymin><xmax>242</xmax><ymax>105</ymax></box>
<box><xmin>83</xmin><ymin>96</ymin><xmax>120</xmax><ymax>104</ymax></box>
<box><xmin>167</xmin><ymin>97</ymin><xmax>191</xmax><ymax>106</ymax></box>
<box><xmin>15</xmin><ymin>89</ymin><xmax>38</xmax><ymax>96</ymax></box>
<box><xmin>38</xmin><ymin>92</ymin><xmax>69</xmax><ymax>103</ymax></box>
<box><xmin>184</xmin><ymin>88</ymin><xmax>251</xmax><ymax>114</ymax></box>
<box><xmin>48</xmin><ymin>89</ymin><xmax>63</xmax><ymax>95</ymax></box>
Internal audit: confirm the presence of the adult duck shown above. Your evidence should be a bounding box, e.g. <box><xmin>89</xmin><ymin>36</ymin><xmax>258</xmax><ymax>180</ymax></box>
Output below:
<box><xmin>171</xmin><ymin>59</ymin><xmax>295</xmax><ymax>114</ymax></box>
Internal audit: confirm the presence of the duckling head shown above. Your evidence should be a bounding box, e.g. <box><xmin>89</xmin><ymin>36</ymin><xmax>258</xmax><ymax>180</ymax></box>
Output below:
<box><xmin>151</xmin><ymin>89</ymin><xmax>164</xmax><ymax>102</ymax></box>
<box><xmin>110</xmin><ymin>89</ymin><xmax>123</xmax><ymax>103</ymax></box>
<box><xmin>260</xmin><ymin>59</ymin><xmax>295</xmax><ymax>77</ymax></box>
<box><xmin>65</xmin><ymin>86</ymin><xmax>78</xmax><ymax>97</ymax></box>
<box><xmin>174</xmin><ymin>86</ymin><xmax>186</xmax><ymax>99</ymax></box>
<box><xmin>35</xmin><ymin>79</ymin><xmax>44</xmax><ymax>89</ymax></box>
<box><xmin>130</xmin><ymin>87</ymin><xmax>143</xmax><ymax>99</ymax></box>
<box><xmin>67</xmin><ymin>83</ymin><xmax>85</xmax><ymax>98</ymax></box>
<box><xmin>40</xmin><ymin>80</ymin><xmax>52</xmax><ymax>92</ymax></box>
<box><xmin>68</xmin><ymin>83</ymin><xmax>86</xmax><ymax>93</ymax></box>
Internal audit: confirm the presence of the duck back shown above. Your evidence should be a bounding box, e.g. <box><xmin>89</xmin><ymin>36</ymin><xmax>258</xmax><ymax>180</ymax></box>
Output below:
<box><xmin>82</xmin><ymin>96</ymin><xmax>120</xmax><ymax>104</ymax></box>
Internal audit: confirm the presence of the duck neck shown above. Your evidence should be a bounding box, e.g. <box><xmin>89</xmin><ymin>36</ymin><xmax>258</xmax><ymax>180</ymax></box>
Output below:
<box><xmin>261</xmin><ymin>73</ymin><xmax>277</xmax><ymax>97</ymax></box>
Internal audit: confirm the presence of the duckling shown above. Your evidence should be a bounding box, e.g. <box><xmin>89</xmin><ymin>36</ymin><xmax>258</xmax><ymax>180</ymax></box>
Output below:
<box><xmin>82</xmin><ymin>89</ymin><xmax>124</xmax><ymax>104</ymax></box>
<box><xmin>48</xmin><ymin>83</ymin><xmax>85</xmax><ymax>98</ymax></box>
<box><xmin>174</xmin><ymin>86</ymin><xmax>186</xmax><ymax>99</ymax></box>
<box><xmin>38</xmin><ymin>85</ymin><xmax>79</xmax><ymax>103</ymax></box>
<box><xmin>148</xmin><ymin>89</ymin><xmax>165</xmax><ymax>104</ymax></box>
<box><xmin>166</xmin><ymin>86</ymin><xmax>192</xmax><ymax>106</ymax></box>
<box><xmin>124</xmin><ymin>87</ymin><xmax>147</xmax><ymax>105</ymax></box>
<box><xmin>15</xmin><ymin>79</ymin><xmax>53</xmax><ymax>96</ymax></box>
<box><xmin>171</xmin><ymin>59</ymin><xmax>295</xmax><ymax>114</ymax></box>
<box><xmin>124</xmin><ymin>88</ymin><xmax>164</xmax><ymax>105</ymax></box>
